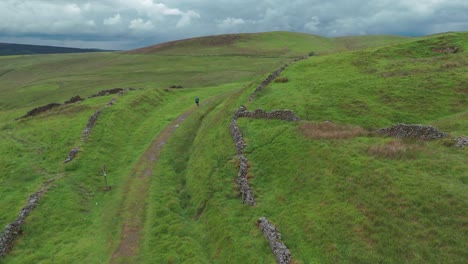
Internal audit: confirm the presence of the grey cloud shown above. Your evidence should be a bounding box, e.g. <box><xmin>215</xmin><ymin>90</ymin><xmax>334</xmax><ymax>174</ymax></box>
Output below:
<box><xmin>0</xmin><ymin>0</ymin><xmax>467</xmax><ymax>50</ymax></box>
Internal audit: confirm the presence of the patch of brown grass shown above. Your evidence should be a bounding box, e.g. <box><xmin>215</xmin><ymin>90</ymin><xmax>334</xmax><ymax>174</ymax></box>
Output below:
<box><xmin>441</xmin><ymin>61</ymin><xmax>460</xmax><ymax>68</ymax></box>
<box><xmin>299</xmin><ymin>122</ymin><xmax>367</xmax><ymax>139</ymax></box>
<box><xmin>274</xmin><ymin>77</ymin><xmax>289</xmax><ymax>83</ymax></box>
<box><xmin>368</xmin><ymin>139</ymin><xmax>420</xmax><ymax>159</ymax></box>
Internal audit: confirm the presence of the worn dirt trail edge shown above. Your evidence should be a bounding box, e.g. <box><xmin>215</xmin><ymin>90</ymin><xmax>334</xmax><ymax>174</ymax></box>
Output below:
<box><xmin>110</xmin><ymin>104</ymin><xmax>201</xmax><ymax>263</ymax></box>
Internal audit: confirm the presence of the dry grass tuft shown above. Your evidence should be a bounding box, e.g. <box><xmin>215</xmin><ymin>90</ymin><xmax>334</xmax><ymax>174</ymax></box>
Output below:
<box><xmin>274</xmin><ymin>77</ymin><xmax>289</xmax><ymax>83</ymax></box>
<box><xmin>300</xmin><ymin>122</ymin><xmax>367</xmax><ymax>139</ymax></box>
<box><xmin>441</xmin><ymin>62</ymin><xmax>460</xmax><ymax>68</ymax></box>
<box><xmin>368</xmin><ymin>139</ymin><xmax>420</xmax><ymax>159</ymax></box>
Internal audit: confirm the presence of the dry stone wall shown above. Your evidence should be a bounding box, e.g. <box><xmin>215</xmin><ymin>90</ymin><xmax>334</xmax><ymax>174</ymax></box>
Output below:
<box><xmin>65</xmin><ymin>96</ymin><xmax>120</xmax><ymax>163</ymax></box>
<box><xmin>230</xmin><ymin>106</ymin><xmax>300</xmax><ymax>206</ymax></box>
<box><xmin>15</xmin><ymin>95</ymin><xmax>87</xmax><ymax>120</ymax></box>
<box><xmin>64</xmin><ymin>146</ymin><xmax>80</xmax><ymax>163</ymax></box>
<box><xmin>248</xmin><ymin>55</ymin><xmax>309</xmax><ymax>101</ymax></box>
<box><xmin>376</xmin><ymin>123</ymin><xmax>449</xmax><ymax>140</ymax></box>
<box><xmin>258</xmin><ymin>217</ymin><xmax>292</xmax><ymax>264</ymax></box>
<box><xmin>0</xmin><ymin>180</ymin><xmax>54</xmax><ymax>258</ymax></box>
<box><xmin>234</xmin><ymin>106</ymin><xmax>301</xmax><ymax>121</ymax></box>
<box><xmin>230</xmin><ymin>105</ymin><xmax>298</xmax><ymax>262</ymax></box>
<box><xmin>82</xmin><ymin>110</ymin><xmax>101</xmax><ymax>141</ymax></box>
<box><xmin>15</xmin><ymin>103</ymin><xmax>61</xmax><ymax>120</ymax></box>
<box><xmin>229</xmin><ymin>117</ymin><xmax>255</xmax><ymax>206</ymax></box>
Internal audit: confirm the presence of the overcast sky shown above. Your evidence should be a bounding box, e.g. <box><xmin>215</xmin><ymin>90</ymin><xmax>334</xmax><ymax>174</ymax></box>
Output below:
<box><xmin>1</xmin><ymin>0</ymin><xmax>467</xmax><ymax>50</ymax></box>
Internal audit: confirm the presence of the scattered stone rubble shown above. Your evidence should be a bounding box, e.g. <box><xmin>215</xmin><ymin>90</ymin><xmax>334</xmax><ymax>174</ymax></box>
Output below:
<box><xmin>454</xmin><ymin>136</ymin><xmax>468</xmax><ymax>148</ymax></box>
<box><xmin>0</xmin><ymin>179</ymin><xmax>54</xmax><ymax>258</ymax></box>
<box><xmin>249</xmin><ymin>56</ymin><xmax>309</xmax><ymax>101</ymax></box>
<box><xmin>432</xmin><ymin>46</ymin><xmax>459</xmax><ymax>54</ymax></box>
<box><xmin>258</xmin><ymin>217</ymin><xmax>292</xmax><ymax>264</ymax></box>
<box><xmin>376</xmin><ymin>123</ymin><xmax>449</xmax><ymax>140</ymax></box>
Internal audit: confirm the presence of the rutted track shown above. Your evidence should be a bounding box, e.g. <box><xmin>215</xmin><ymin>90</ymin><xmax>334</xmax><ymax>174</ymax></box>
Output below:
<box><xmin>110</xmin><ymin>98</ymin><xmax>218</xmax><ymax>263</ymax></box>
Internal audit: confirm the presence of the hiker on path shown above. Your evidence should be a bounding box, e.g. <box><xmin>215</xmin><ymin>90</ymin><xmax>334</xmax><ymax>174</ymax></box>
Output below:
<box><xmin>195</xmin><ymin>97</ymin><xmax>200</xmax><ymax>106</ymax></box>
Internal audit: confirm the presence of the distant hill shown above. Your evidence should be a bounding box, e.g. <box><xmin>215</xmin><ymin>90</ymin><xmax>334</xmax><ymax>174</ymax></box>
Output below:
<box><xmin>126</xmin><ymin>31</ymin><xmax>415</xmax><ymax>57</ymax></box>
<box><xmin>0</xmin><ymin>43</ymin><xmax>112</xmax><ymax>56</ymax></box>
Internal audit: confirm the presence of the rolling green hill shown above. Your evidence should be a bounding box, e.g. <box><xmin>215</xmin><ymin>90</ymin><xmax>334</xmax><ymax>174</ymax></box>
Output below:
<box><xmin>0</xmin><ymin>31</ymin><xmax>467</xmax><ymax>263</ymax></box>
<box><xmin>126</xmin><ymin>31</ymin><xmax>415</xmax><ymax>57</ymax></box>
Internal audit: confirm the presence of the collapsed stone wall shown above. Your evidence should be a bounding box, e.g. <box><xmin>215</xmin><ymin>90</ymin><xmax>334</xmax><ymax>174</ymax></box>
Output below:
<box><xmin>65</xmin><ymin>96</ymin><xmax>119</xmax><ymax>163</ymax></box>
<box><xmin>64</xmin><ymin>146</ymin><xmax>80</xmax><ymax>163</ymax></box>
<box><xmin>0</xmin><ymin>180</ymin><xmax>54</xmax><ymax>258</ymax></box>
<box><xmin>454</xmin><ymin>136</ymin><xmax>468</xmax><ymax>148</ymax></box>
<box><xmin>88</xmin><ymin>87</ymin><xmax>136</xmax><ymax>98</ymax></box>
<box><xmin>248</xmin><ymin>56</ymin><xmax>309</xmax><ymax>101</ymax></box>
<box><xmin>376</xmin><ymin>123</ymin><xmax>449</xmax><ymax>140</ymax></box>
<box><xmin>15</xmin><ymin>95</ymin><xmax>88</xmax><ymax>120</ymax></box>
<box><xmin>82</xmin><ymin>110</ymin><xmax>101</xmax><ymax>141</ymax></box>
<box><xmin>15</xmin><ymin>103</ymin><xmax>61</xmax><ymax>120</ymax></box>
<box><xmin>258</xmin><ymin>217</ymin><xmax>292</xmax><ymax>264</ymax></box>
<box><xmin>88</xmin><ymin>88</ymin><xmax>123</xmax><ymax>98</ymax></box>
<box><xmin>432</xmin><ymin>46</ymin><xmax>459</xmax><ymax>54</ymax></box>
<box><xmin>64</xmin><ymin>95</ymin><xmax>84</xmax><ymax>104</ymax></box>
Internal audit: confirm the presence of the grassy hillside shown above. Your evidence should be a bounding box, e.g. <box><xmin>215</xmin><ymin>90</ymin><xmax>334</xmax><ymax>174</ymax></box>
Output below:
<box><xmin>0</xmin><ymin>52</ymin><xmax>288</xmax><ymax>110</ymax></box>
<box><xmin>1</xmin><ymin>31</ymin><xmax>467</xmax><ymax>263</ymax></box>
<box><xmin>0</xmin><ymin>43</ymin><xmax>108</xmax><ymax>56</ymax></box>
<box><xmin>127</xmin><ymin>31</ymin><xmax>415</xmax><ymax>57</ymax></box>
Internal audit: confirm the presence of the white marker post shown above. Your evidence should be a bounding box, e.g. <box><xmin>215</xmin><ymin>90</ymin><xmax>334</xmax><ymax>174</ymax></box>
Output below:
<box><xmin>103</xmin><ymin>165</ymin><xmax>110</xmax><ymax>191</ymax></box>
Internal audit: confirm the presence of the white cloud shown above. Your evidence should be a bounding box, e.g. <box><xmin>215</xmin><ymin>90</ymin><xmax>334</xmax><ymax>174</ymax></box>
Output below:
<box><xmin>129</xmin><ymin>18</ymin><xmax>155</xmax><ymax>31</ymax></box>
<box><xmin>176</xmin><ymin>10</ymin><xmax>201</xmax><ymax>28</ymax></box>
<box><xmin>219</xmin><ymin>17</ymin><xmax>246</xmax><ymax>28</ymax></box>
<box><xmin>104</xmin><ymin>14</ymin><xmax>122</xmax><ymax>25</ymax></box>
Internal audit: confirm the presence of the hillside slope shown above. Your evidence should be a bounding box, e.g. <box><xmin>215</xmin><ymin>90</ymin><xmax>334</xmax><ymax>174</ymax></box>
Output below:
<box><xmin>126</xmin><ymin>31</ymin><xmax>415</xmax><ymax>57</ymax></box>
<box><xmin>0</xmin><ymin>31</ymin><xmax>467</xmax><ymax>263</ymax></box>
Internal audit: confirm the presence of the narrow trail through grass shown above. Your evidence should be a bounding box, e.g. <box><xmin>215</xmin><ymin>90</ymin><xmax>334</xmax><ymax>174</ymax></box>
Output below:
<box><xmin>110</xmin><ymin>98</ymin><xmax>219</xmax><ymax>263</ymax></box>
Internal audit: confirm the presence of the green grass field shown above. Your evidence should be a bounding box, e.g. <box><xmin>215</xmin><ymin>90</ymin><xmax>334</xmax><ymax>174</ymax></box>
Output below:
<box><xmin>0</xmin><ymin>31</ymin><xmax>467</xmax><ymax>263</ymax></box>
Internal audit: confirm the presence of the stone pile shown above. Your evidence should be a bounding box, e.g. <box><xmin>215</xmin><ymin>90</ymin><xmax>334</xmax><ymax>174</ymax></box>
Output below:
<box><xmin>0</xmin><ymin>182</ymin><xmax>52</xmax><ymax>257</ymax></box>
<box><xmin>376</xmin><ymin>123</ymin><xmax>449</xmax><ymax>140</ymax></box>
<box><xmin>454</xmin><ymin>136</ymin><xmax>468</xmax><ymax>148</ymax></box>
<box><xmin>258</xmin><ymin>217</ymin><xmax>292</xmax><ymax>264</ymax></box>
